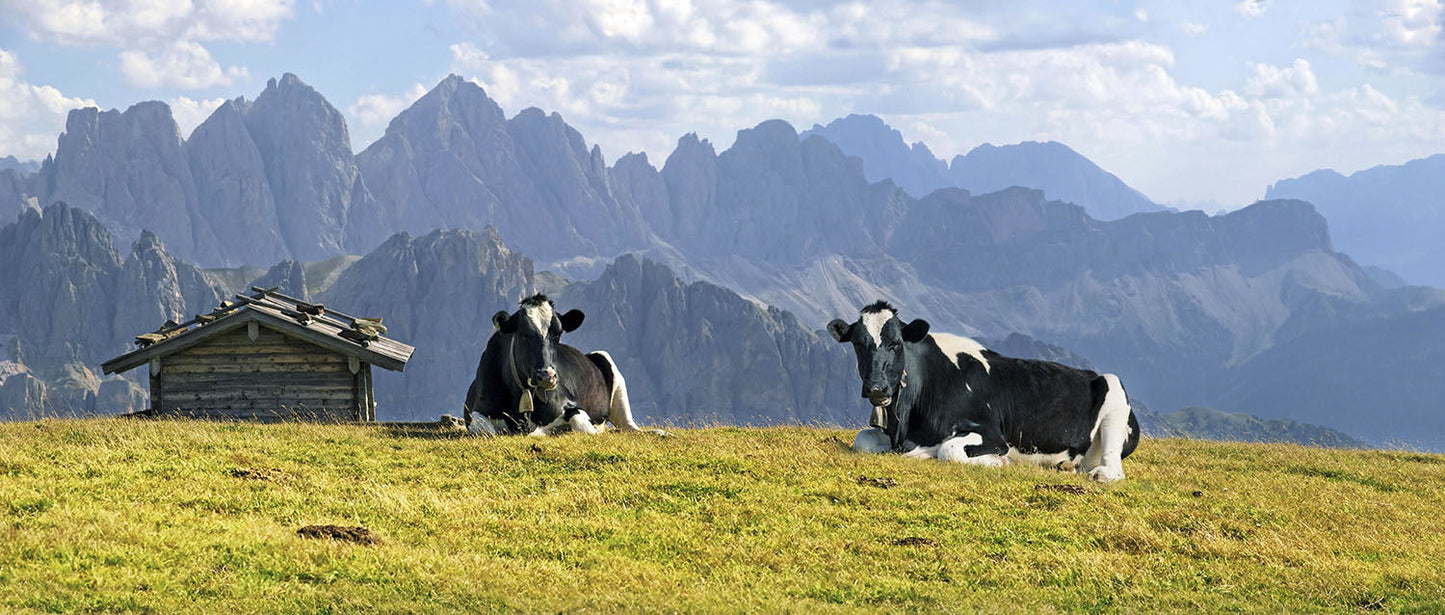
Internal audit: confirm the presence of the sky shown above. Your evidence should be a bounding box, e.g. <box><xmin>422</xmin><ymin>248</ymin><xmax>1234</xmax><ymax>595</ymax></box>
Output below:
<box><xmin>1</xmin><ymin>0</ymin><xmax>1443</xmax><ymax>207</ymax></box>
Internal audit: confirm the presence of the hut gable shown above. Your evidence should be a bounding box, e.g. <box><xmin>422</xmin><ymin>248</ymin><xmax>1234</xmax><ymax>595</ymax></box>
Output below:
<box><xmin>102</xmin><ymin>287</ymin><xmax>414</xmax><ymax>422</ymax></box>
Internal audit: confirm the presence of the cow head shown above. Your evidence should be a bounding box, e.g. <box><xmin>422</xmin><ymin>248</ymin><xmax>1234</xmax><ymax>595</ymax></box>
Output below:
<box><xmin>828</xmin><ymin>301</ymin><xmax>930</xmax><ymax>411</ymax></box>
<box><xmin>492</xmin><ymin>293</ymin><xmax>585</xmax><ymax>396</ymax></box>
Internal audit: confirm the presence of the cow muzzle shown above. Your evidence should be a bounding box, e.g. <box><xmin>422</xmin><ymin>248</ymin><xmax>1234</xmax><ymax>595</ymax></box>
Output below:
<box><xmin>529</xmin><ymin>368</ymin><xmax>558</xmax><ymax>391</ymax></box>
<box><xmin>864</xmin><ymin>385</ymin><xmax>892</xmax><ymax>408</ymax></box>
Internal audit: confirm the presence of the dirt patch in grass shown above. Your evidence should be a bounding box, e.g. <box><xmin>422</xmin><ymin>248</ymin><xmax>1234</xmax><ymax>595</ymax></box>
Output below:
<box><xmin>1034</xmin><ymin>484</ymin><xmax>1088</xmax><ymax>495</ymax></box>
<box><xmin>229</xmin><ymin>467</ymin><xmax>290</xmax><ymax>482</ymax></box>
<box><xmin>296</xmin><ymin>525</ymin><xmax>379</xmax><ymax>545</ymax></box>
<box><xmin>856</xmin><ymin>476</ymin><xmax>898</xmax><ymax>489</ymax></box>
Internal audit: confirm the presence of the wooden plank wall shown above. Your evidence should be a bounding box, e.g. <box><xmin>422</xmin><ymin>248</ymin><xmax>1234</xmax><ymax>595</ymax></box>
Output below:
<box><xmin>154</xmin><ymin>325</ymin><xmax>365</xmax><ymax>422</ymax></box>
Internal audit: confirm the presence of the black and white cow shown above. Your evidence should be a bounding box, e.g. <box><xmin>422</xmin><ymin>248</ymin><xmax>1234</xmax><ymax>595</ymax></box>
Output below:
<box><xmin>464</xmin><ymin>294</ymin><xmax>660</xmax><ymax>437</ymax></box>
<box><xmin>828</xmin><ymin>301</ymin><xmax>1140</xmax><ymax>482</ymax></box>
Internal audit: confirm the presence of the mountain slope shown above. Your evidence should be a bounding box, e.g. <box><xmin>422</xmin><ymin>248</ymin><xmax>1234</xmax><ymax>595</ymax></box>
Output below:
<box><xmin>1213</xmin><ymin>305</ymin><xmax>1445</xmax><ymax>451</ymax></box>
<box><xmin>1266</xmin><ymin>154</ymin><xmax>1445</xmax><ymax>286</ymax></box>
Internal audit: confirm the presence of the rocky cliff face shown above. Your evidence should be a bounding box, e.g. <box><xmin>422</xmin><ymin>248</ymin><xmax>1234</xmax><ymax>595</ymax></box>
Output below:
<box><xmin>320</xmin><ymin>227</ymin><xmax>535</xmax><ymax>420</ymax></box>
<box><xmin>186</xmin><ymin>98</ymin><xmax>289</xmax><ymax>266</ymax></box>
<box><xmin>0</xmin><ymin>203</ymin><xmax>222</xmax><ymax>415</ymax></box>
<box><xmin>37</xmin><ymin>103</ymin><xmax>219</xmax><ymax>263</ymax></box>
<box><xmin>560</xmin><ymin>254</ymin><xmax>861</xmax><ymax>426</ymax></box>
<box><xmin>19</xmin><ymin>74</ymin><xmax>380</xmax><ymax>269</ymax></box>
<box><xmin>246</xmin><ymin>74</ymin><xmax>385</xmax><ymax>261</ymax></box>
<box><xmin>356</xmin><ymin>75</ymin><xmax>649</xmax><ymax>270</ymax></box>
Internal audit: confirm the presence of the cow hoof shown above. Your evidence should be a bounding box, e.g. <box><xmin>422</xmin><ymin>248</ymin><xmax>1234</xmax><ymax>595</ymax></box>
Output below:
<box><xmin>1088</xmin><ymin>466</ymin><xmax>1125</xmax><ymax>483</ymax></box>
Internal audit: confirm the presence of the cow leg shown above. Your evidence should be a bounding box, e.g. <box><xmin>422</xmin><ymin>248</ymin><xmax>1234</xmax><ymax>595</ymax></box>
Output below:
<box><xmin>901</xmin><ymin>444</ymin><xmax>942</xmax><ymax>460</ymax></box>
<box><xmin>1082</xmin><ymin>374</ymin><xmax>1132</xmax><ymax>483</ymax></box>
<box><xmin>566</xmin><ymin>407</ymin><xmax>604</xmax><ymax>435</ymax></box>
<box><xmin>588</xmin><ymin>351</ymin><xmax>667</xmax><ymax>436</ymax></box>
<box><xmin>938</xmin><ymin>432</ymin><xmax>1010</xmax><ymax>467</ymax></box>
<box><xmin>851</xmin><ymin>428</ymin><xmax>891</xmax><ymax>453</ymax></box>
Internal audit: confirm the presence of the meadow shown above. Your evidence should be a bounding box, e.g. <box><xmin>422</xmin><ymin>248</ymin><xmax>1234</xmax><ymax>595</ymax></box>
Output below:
<box><xmin>1</xmin><ymin>419</ymin><xmax>1442</xmax><ymax>613</ymax></box>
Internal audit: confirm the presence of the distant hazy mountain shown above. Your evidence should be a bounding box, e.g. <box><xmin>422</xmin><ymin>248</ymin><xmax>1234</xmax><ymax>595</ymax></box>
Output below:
<box><xmin>1154</xmin><ymin>406</ymin><xmax>1365</xmax><ymax>449</ymax></box>
<box><xmin>803</xmin><ymin>114</ymin><xmax>1163</xmax><ymax>220</ymax></box>
<box><xmin>1266</xmin><ymin>154</ymin><xmax>1445</xmax><ymax>287</ymax></box>
<box><xmin>801</xmin><ymin>114</ymin><xmax>950</xmax><ymax>197</ymax></box>
<box><xmin>0</xmin><ymin>156</ymin><xmax>38</xmax><ymax>175</ymax></box>
<box><xmin>1214</xmin><ymin>305</ymin><xmax>1445</xmax><ymax>451</ymax></box>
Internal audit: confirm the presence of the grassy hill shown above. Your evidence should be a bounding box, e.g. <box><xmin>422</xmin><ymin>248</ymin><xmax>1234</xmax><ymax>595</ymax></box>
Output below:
<box><xmin>1</xmin><ymin>420</ymin><xmax>1442</xmax><ymax>613</ymax></box>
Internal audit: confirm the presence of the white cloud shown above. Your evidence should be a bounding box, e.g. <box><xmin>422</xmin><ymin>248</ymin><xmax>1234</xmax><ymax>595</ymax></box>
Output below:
<box><xmin>1306</xmin><ymin>0</ymin><xmax>1444</xmax><ymax>73</ymax></box>
<box><xmin>346</xmin><ymin>82</ymin><xmax>429</xmax><ymax>148</ymax></box>
<box><xmin>1236</xmin><ymin>0</ymin><xmax>1269</xmax><ymax>19</ymax></box>
<box><xmin>1181</xmin><ymin>22</ymin><xmax>1210</xmax><ymax>36</ymax></box>
<box><xmin>119</xmin><ymin>41</ymin><xmax>249</xmax><ymax>89</ymax></box>
<box><xmin>7</xmin><ymin>0</ymin><xmax>295</xmax><ymax>47</ymax></box>
<box><xmin>168</xmin><ymin>96</ymin><xmax>229</xmax><ymax>139</ymax></box>
<box><xmin>0</xmin><ymin>48</ymin><xmax>97</xmax><ymax>160</ymax></box>
<box><xmin>4</xmin><ymin>0</ymin><xmax>294</xmax><ymax>91</ymax></box>
<box><xmin>1245</xmin><ymin>59</ymin><xmax>1319</xmax><ymax>99</ymax></box>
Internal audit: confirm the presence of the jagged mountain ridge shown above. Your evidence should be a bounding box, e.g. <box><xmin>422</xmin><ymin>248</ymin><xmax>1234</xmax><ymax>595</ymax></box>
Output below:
<box><xmin>2</xmin><ymin>72</ymin><xmax>1438</xmax><ymax>447</ymax></box>
<box><xmin>0</xmin><ymin>203</ymin><xmax>224</xmax><ymax>417</ymax></box>
<box><xmin>9</xmin><ymin>74</ymin><xmax>381</xmax><ymax>268</ymax></box>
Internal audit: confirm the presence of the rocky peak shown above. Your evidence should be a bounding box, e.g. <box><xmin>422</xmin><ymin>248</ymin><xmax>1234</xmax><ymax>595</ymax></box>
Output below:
<box><xmin>42</xmin><ymin>102</ymin><xmax>207</xmax><ymax>262</ymax></box>
<box><xmin>244</xmin><ymin>72</ymin><xmax>378</xmax><ymax>261</ymax></box>
<box><xmin>801</xmin><ymin>114</ymin><xmax>950</xmax><ymax>197</ymax></box>
<box><xmin>249</xmin><ymin>260</ymin><xmax>308</xmax><ymax>301</ymax></box>
<box><xmin>187</xmin><ymin>96</ymin><xmax>287</xmax><ymax>267</ymax></box>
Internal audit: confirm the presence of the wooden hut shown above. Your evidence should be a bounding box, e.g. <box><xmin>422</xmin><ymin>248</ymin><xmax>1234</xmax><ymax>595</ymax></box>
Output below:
<box><xmin>102</xmin><ymin>287</ymin><xmax>413</xmax><ymax>422</ymax></box>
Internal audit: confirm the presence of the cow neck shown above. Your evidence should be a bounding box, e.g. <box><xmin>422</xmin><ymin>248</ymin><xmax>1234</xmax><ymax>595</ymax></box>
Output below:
<box><xmin>506</xmin><ymin>334</ymin><xmax>541</xmax><ymax>414</ymax></box>
<box><xmin>879</xmin><ymin>346</ymin><xmax>922</xmax><ymax>439</ymax></box>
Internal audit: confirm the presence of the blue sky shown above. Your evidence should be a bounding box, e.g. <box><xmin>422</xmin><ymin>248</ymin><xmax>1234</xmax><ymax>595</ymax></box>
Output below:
<box><xmin>1</xmin><ymin>0</ymin><xmax>1443</xmax><ymax>206</ymax></box>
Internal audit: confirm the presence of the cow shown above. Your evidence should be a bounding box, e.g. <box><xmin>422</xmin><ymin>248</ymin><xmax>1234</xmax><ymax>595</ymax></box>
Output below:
<box><xmin>463</xmin><ymin>294</ymin><xmax>661</xmax><ymax>437</ymax></box>
<box><xmin>828</xmin><ymin>301</ymin><xmax>1139</xmax><ymax>482</ymax></box>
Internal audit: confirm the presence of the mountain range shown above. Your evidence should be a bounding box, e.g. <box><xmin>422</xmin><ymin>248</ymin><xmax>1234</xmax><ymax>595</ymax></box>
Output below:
<box><xmin>3</xmin><ymin>73</ymin><xmax>1443</xmax><ymax>449</ymax></box>
<box><xmin>802</xmin><ymin>113</ymin><xmax>1165</xmax><ymax>220</ymax></box>
<box><xmin>1266</xmin><ymin>155</ymin><xmax>1445</xmax><ymax>287</ymax></box>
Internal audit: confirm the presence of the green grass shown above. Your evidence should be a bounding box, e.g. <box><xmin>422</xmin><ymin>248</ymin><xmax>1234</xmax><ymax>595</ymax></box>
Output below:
<box><xmin>2</xmin><ymin>420</ymin><xmax>1443</xmax><ymax>613</ymax></box>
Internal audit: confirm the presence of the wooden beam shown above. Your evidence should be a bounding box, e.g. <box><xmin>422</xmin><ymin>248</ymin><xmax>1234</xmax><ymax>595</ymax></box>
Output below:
<box><xmin>248</xmin><ymin>321</ymin><xmax>259</xmax><ymax>342</ymax></box>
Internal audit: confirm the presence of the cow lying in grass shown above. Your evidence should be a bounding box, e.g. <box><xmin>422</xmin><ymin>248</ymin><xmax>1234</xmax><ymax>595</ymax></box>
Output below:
<box><xmin>464</xmin><ymin>294</ymin><xmax>662</xmax><ymax>437</ymax></box>
<box><xmin>828</xmin><ymin>301</ymin><xmax>1139</xmax><ymax>482</ymax></box>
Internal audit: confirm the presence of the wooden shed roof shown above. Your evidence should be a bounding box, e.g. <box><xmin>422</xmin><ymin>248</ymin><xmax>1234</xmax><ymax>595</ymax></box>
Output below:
<box><xmin>102</xmin><ymin>287</ymin><xmax>414</xmax><ymax>375</ymax></box>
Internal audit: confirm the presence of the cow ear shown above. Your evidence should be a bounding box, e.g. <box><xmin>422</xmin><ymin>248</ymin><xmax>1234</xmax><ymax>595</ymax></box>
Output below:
<box><xmin>559</xmin><ymin>309</ymin><xmax>585</xmax><ymax>333</ymax></box>
<box><xmin>493</xmin><ymin>311</ymin><xmax>516</xmax><ymax>334</ymax></box>
<box><xmin>901</xmin><ymin>319</ymin><xmax>930</xmax><ymax>343</ymax></box>
<box><xmin>827</xmin><ymin>319</ymin><xmax>853</xmax><ymax>343</ymax></box>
